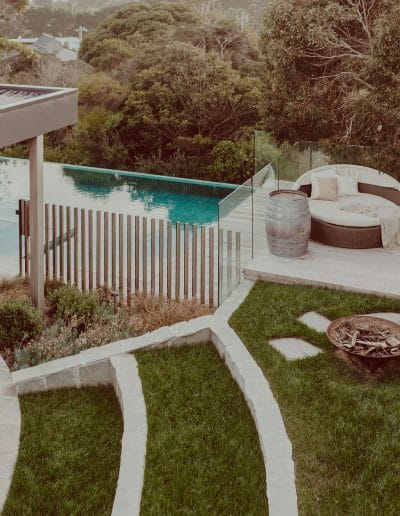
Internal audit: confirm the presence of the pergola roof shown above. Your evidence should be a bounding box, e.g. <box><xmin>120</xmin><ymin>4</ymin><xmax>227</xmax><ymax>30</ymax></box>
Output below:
<box><xmin>0</xmin><ymin>84</ymin><xmax>78</xmax><ymax>148</ymax></box>
<box><xmin>0</xmin><ymin>83</ymin><xmax>78</xmax><ymax>311</ymax></box>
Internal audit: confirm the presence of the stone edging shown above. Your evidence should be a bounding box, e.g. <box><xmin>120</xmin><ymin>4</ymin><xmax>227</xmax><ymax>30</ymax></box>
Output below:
<box><xmin>9</xmin><ymin>352</ymin><xmax>148</xmax><ymax>516</ymax></box>
<box><xmin>8</xmin><ymin>281</ymin><xmax>299</xmax><ymax>516</ymax></box>
<box><xmin>214</xmin><ymin>281</ymin><xmax>298</xmax><ymax>515</ymax></box>
<box><xmin>110</xmin><ymin>354</ymin><xmax>147</xmax><ymax>516</ymax></box>
<box><xmin>0</xmin><ymin>356</ymin><xmax>21</xmax><ymax>513</ymax></box>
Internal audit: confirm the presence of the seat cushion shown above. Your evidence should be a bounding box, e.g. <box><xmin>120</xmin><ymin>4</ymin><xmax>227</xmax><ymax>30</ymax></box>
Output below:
<box><xmin>309</xmin><ymin>194</ymin><xmax>397</xmax><ymax>228</ymax></box>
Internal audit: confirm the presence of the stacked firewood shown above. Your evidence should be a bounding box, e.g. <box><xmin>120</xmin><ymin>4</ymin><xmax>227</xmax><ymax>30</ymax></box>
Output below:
<box><xmin>336</xmin><ymin>325</ymin><xmax>400</xmax><ymax>357</ymax></box>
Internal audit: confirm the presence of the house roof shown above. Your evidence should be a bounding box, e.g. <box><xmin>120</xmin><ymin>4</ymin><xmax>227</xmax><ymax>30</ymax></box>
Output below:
<box><xmin>0</xmin><ymin>84</ymin><xmax>78</xmax><ymax>148</ymax></box>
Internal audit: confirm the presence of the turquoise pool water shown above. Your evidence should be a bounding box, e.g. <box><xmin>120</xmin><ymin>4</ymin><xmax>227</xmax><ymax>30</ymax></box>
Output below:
<box><xmin>0</xmin><ymin>159</ymin><xmax>236</xmax><ymax>276</ymax></box>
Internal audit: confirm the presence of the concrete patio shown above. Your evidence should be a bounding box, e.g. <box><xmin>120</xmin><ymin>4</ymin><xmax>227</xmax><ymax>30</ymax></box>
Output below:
<box><xmin>219</xmin><ymin>176</ymin><xmax>400</xmax><ymax>300</ymax></box>
<box><xmin>244</xmin><ymin>242</ymin><xmax>400</xmax><ymax>300</ymax></box>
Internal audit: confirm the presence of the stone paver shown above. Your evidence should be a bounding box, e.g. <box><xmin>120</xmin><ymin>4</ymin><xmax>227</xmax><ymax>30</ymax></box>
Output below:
<box><xmin>298</xmin><ymin>312</ymin><xmax>331</xmax><ymax>333</ymax></box>
<box><xmin>269</xmin><ymin>338</ymin><xmax>322</xmax><ymax>360</ymax></box>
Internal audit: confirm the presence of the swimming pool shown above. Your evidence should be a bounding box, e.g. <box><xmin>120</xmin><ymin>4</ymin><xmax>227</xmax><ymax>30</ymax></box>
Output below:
<box><xmin>0</xmin><ymin>158</ymin><xmax>237</xmax><ymax>277</ymax></box>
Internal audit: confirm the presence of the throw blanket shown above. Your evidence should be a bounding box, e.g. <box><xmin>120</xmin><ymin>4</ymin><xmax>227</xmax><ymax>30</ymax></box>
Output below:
<box><xmin>341</xmin><ymin>203</ymin><xmax>400</xmax><ymax>250</ymax></box>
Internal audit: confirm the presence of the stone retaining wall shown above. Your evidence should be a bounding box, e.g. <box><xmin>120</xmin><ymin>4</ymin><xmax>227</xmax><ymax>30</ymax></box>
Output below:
<box><xmin>0</xmin><ymin>356</ymin><xmax>21</xmax><ymax>512</ymax></box>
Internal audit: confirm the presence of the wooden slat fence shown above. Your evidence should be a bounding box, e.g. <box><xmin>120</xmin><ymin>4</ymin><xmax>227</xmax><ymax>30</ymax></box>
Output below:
<box><xmin>17</xmin><ymin>200</ymin><xmax>241</xmax><ymax>306</ymax></box>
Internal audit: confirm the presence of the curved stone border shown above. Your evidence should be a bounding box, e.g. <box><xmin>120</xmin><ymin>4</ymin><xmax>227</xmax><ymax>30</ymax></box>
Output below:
<box><xmin>0</xmin><ymin>356</ymin><xmax>21</xmax><ymax>512</ymax></box>
<box><xmin>211</xmin><ymin>322</ymin><xmax>297</xmax><ymax>514</ymax></box>
<box><xmin>213</xmin><ymin>281</ymin><xmax>298</xmax><ymax>516</ymax></box>
<box><xmin>11</xmin><ymin>353</ymin><xmax>147</xmax><ymax>516</ymax></box>
<box><xmin>10</xmin><ymin>284</ymin><xmax>298</xmax><ymax>516</ymax></box>
<box><xmin>110</xmin><ymin>354</ymin><xmax>147</xmax><ymax>516</ymax></box>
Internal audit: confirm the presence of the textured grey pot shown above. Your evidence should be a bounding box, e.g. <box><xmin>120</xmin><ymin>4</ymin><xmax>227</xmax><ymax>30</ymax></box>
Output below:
<box><xmin>265</xmin><ymin>189</ymin><xmax>311</xmax><ymax>258</ymax></box>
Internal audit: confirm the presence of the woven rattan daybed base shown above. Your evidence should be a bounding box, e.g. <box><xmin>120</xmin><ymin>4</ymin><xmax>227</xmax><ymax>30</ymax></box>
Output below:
<box><xmin>310</xmin><ymin>218</ymin><xmax>382</xmax><ymax>249</ymax></box>
<box><xmin>299</xmin><ymin>183</ymin><xmax>400</xmax><ymax>249</ymax></box>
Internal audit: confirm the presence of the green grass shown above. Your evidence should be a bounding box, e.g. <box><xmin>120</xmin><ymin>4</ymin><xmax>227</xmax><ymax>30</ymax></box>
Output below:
<box><xmin>229</xmin><ymin>281</ymin><xmax>400</xmax><ymax>516</ymax></box>
<box><xmin>3</xmin><ymin>386</ymin><xmax>123</xmax><ymax>516</ymax></box>
<box><xmin>135</xmin><ymin>343</ymin><xmax>267</xmax><ymax>515</ymax></box>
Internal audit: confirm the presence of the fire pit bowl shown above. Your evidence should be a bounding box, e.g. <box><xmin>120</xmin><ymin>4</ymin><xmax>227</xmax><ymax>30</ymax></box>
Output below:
<box><xmin>327</xmin><ymin>315</ymin><xmax>400</xmax><ymax>372</ymax></box>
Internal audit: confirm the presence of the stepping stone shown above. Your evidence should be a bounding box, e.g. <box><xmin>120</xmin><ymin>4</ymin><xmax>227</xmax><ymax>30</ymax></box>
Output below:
<box><xmin>365</xmin><ymin>313</ymin><xmax>400</xmax><ymax>324</ymax></box>
<box><xmin>269</xmin><ymin>338</ymin><xmax>322</xmax><ymax>360</ymax></box>
<box><xmin>298</xmin><ymin>312</ymin><xmax>331</xmax><ymax>333</ymax></box>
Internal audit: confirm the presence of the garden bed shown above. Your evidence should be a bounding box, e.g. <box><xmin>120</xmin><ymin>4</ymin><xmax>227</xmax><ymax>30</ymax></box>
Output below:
<box><xmin>0</xmin><ymin>278</ymin><xmax>213</xmax><ymax>370</ymax></box>
<box><xmin>230</xmin><ymin>282</ymin><xmax>400</xmax><ymax>514</ymax></box>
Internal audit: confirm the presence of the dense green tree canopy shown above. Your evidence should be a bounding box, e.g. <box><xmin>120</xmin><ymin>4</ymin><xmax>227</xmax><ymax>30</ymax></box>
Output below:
<box><xmin>261</xmin><ymin>0</ymin><xmax>400</xmax><ymax>175</ymax></box>
<box><xmin>79</xmin><ymin>3</ymin><xmax>199</xmax><ymax>65</ymax></box>
<box><xmin>79</xmin><ymin>2</ymin><xmax>260</xmax><ymax>73</ymax></box>
<box><xmin>122</xmin><ymin>42</ymin><xmax>260</xmax><ymax>155</ymax></box>
<box><xmin>2</xmin><ymin>0</ymin><xmax>262</xmax><ymax>183</ymax></box>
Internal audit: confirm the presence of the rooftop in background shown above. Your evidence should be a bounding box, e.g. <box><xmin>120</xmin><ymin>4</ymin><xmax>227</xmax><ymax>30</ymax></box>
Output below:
<box><xmin>0</xmin><ymin>84</ymin><xmax>78</xmax><ymax>148</ymax></box>
<box><xmin>9</xmin><ymin>34</ymin><xmax>79</xmax><ymax>61</ymax></box>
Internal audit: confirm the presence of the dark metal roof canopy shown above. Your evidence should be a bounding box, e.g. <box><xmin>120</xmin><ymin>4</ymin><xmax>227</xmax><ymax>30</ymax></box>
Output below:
<box><xmin>0</xmin><ymin>84</ymin><xmax>78</xmax><ymax>148</ymax></box>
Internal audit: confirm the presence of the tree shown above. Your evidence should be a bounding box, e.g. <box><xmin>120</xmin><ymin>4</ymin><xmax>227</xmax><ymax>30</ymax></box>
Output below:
<box><xmin>63</xmin><ymin>106</ymin><xmax>128</xmax><ymax>169</ymax></box>
<box><xmin>78</xmin><ymin>72</ymin><xmax>128</xmax><ymax>110</ymax></box>
<box><xmin>0</xmin><ymin>0</ymin><xmax>27</xmax><ymax>36</ymax></box>
<box><xmin>0</xmin><ymin>38</ymin><xmax>38</xmax><ymax>80</ymax></box>
<box><xmin>122</xmin><ymin>42</ymin><xmax>261</xmax><ymax>157</ymax></box>
<box><xmin>86</xmin><ymin>38</ymin><xmax>135</xmax><ymax>72</ymax></box>
<box><xmin>79</xmin><ymin>1</ymin><xmax>260</xmax><ymax>73</ymax></box>
<box><xmin>79</xmin><ymin>3</ymin><xmax>199</xmax><ymax>66</ymax></box>
<box><xmin>261</xmin><ymin>0</ymin><xmax>400</xmax><ymax>176</ymax></box>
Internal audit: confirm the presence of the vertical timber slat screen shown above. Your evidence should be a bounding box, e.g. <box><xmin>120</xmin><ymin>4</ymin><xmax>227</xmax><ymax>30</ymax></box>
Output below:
<box><xmin>17</xmin><ymin>200</ymin><xmax>241</xmax><ymax>306</ymax></box>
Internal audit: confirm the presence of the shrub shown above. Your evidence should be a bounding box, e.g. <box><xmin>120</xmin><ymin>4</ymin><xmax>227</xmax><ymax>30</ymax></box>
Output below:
<box><xmin>0</xmin><ymin>278</ymin><xmax>30</xmax><ymax>304</ymax></box>
<box><xmin>49</xmin><ymin>286</ymin><xmax>100</xmax><ymax>325</ymax></box>
<box><xmin>44</xmin><ymin>279</ymin><xmax>65</xmax><ymax>297</ymax></box>
<box><xmin>0</xmin><ymin>299</ymin><xmax>43</xmax><ymax>350</ymax></box>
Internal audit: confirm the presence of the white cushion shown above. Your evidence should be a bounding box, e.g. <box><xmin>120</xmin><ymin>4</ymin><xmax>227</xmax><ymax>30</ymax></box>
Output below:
<box><xmin>309</xmin><ymin>193</ymin><xmax>397</xmax><ymax>228</ymax></box>
<box><xmin>294</xmin><ymin>164</ymin><xmax>400</xmax><ymax>191</ymax></box>
<box><xmin>314</xmin><ymin>167</ymin><xmax>337</xmax><ymax>178</ymax></box>
<box><xmin>337</xmin><ymin>175</ymin><xmax>359</xmax><ymax>197</ymax></box>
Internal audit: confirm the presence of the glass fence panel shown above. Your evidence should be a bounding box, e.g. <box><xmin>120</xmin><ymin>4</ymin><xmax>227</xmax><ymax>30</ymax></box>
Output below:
<box><xmin>254</xmin><ymin>130</ymin><xmax>281</xmax><ymax>174</ymax></box>
<box><xmin>218</xmin><ymin>178</ymin><xmax>253</xmax><ymax>304</ymax></box>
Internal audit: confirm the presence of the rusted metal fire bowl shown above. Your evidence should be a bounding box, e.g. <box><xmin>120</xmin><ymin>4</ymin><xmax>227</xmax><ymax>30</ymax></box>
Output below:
<box><xmin>327</xmin><ymin>315</ymin><xmax>400</xmax><ymax>373</ymax></box>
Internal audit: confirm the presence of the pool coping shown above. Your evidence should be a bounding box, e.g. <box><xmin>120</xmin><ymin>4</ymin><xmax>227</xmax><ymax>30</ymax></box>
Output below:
<box><xmin>0</xmin><ymin>156</ymin><xmax>239</xmax><ymax>191</ymax></box>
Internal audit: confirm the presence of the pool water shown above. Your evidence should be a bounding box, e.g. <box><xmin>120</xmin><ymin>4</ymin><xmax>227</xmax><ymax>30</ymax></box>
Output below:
<box><xmin>0</xmin><ymin>159</ymin><xmax>236</xmax><ymax>276</ymax></box>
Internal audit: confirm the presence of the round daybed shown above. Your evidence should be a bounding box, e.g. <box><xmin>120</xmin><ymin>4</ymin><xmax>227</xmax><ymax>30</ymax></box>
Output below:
<box><xmin>293</xmin><ymin>165</ymin><xmax>400</xmax><ymax>249</ymax></box>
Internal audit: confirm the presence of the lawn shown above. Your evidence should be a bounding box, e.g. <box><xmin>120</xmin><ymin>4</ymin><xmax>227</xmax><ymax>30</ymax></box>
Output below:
<box><xmin>135</xmin><ymin>343</ymin><xmax>267</xmax><ymax>515</ymax></box>
<box><xmin>230</xmin><ymin>281</ymin><xmax>400</xmax><ymax>515</ymax></box>
<box><xmin>3</xmin><ymin>386</ymin><xmax>123</xmax><ymax>516</ymax></box>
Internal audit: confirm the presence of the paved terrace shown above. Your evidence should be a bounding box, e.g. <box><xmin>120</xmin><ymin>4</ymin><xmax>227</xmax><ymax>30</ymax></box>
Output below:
<box><xmin>219</xmin><ymin>180</ymin><xmax>400</xmax><ymax>300</ymax></box>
